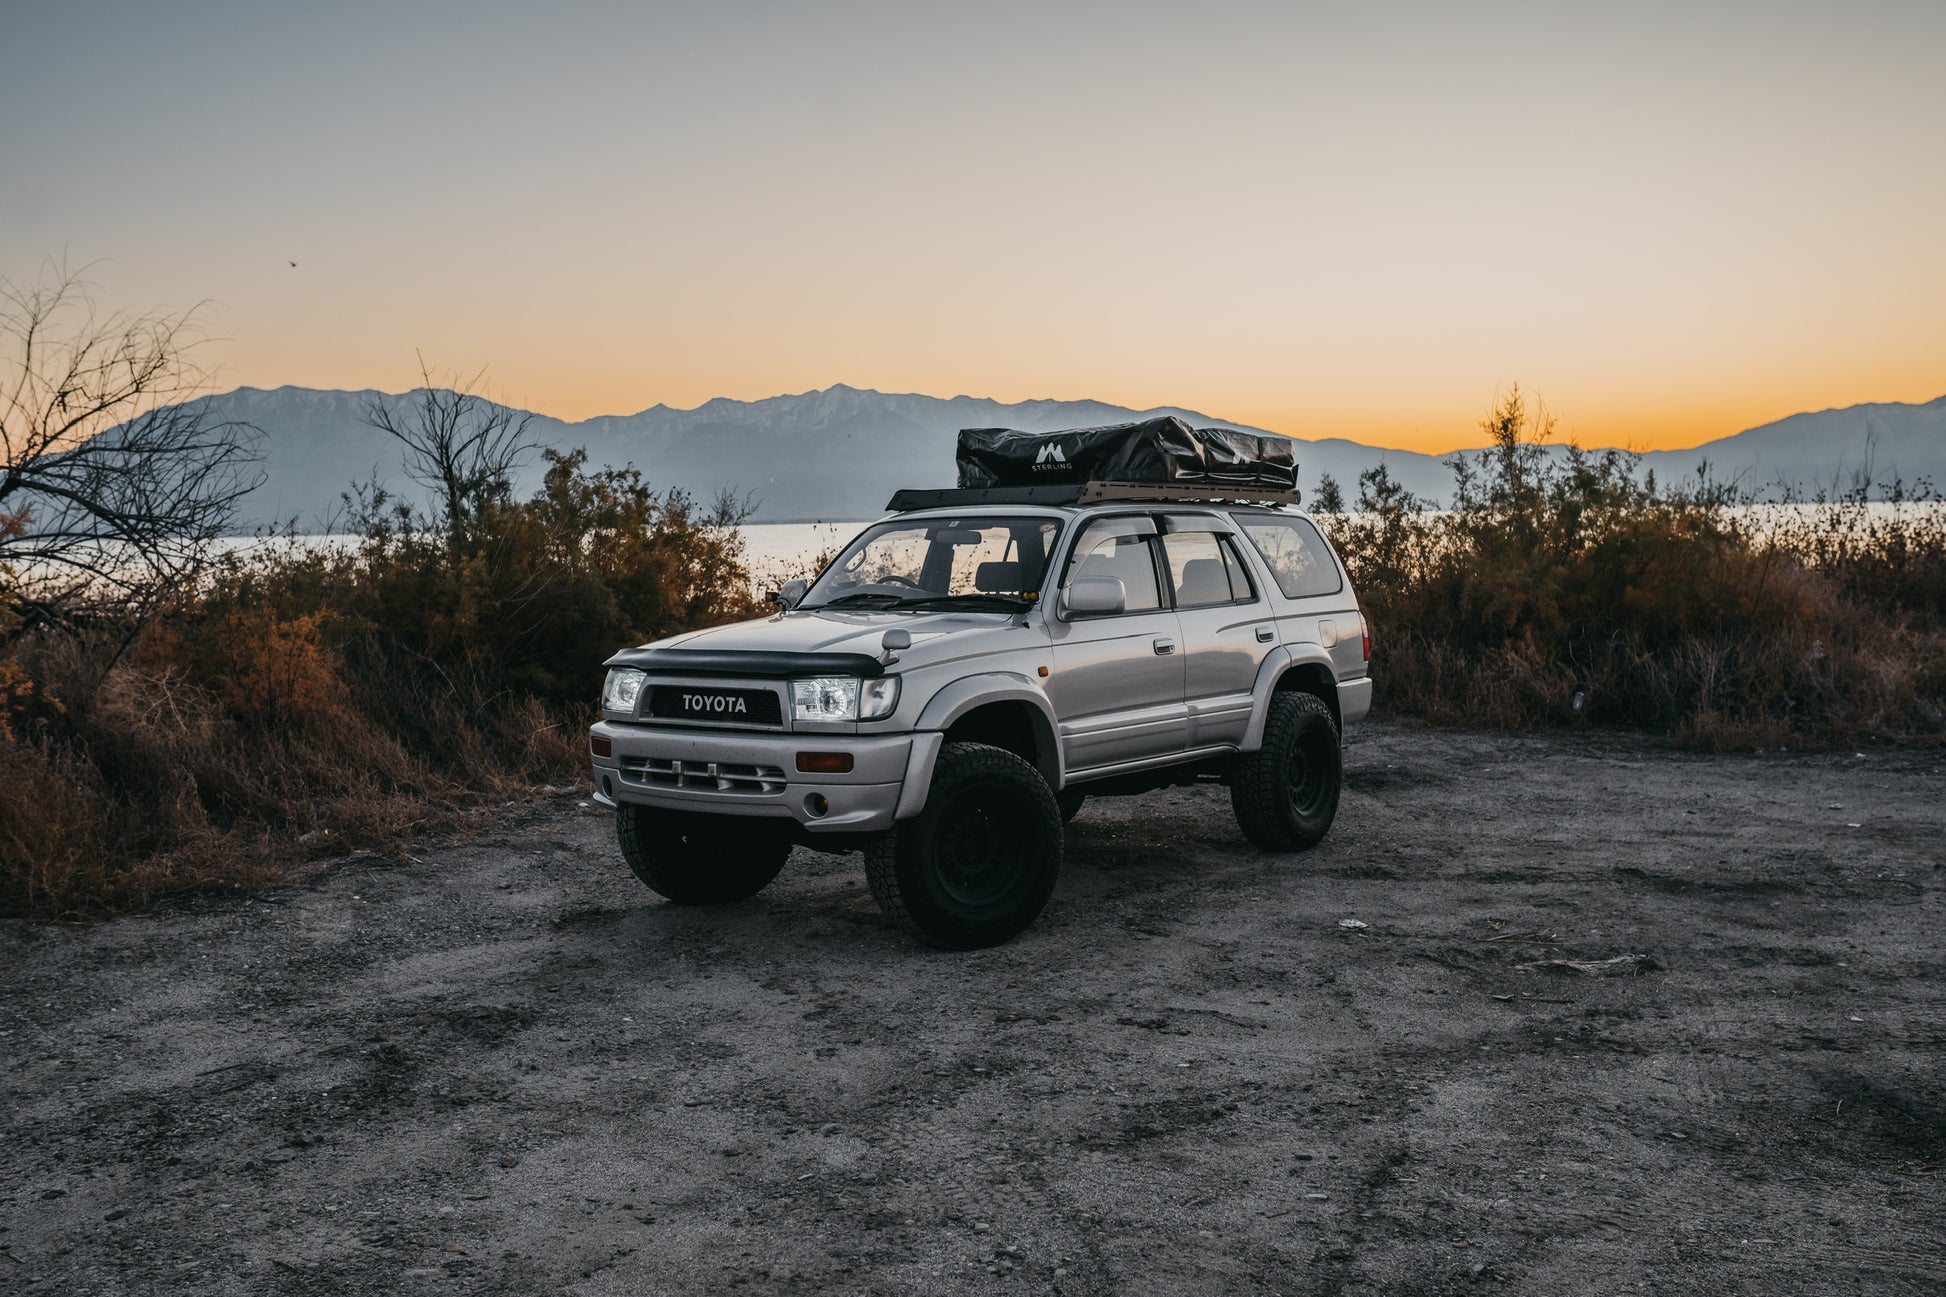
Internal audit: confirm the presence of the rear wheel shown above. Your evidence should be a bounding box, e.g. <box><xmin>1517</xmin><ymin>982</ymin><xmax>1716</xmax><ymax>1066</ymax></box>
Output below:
<box><xmin>865</xmin><ymin>742</ymin><xmax>1062</xmax><ymax>949</ymax></box>
<box><xmin>1230</xmin><ymin>691</ymin><xmax>1341</xmax><ymax>851</ymax></box>
<box><xmin>616</xmin><ymin>806</ymin><xmax>790</xmax><ymax>904</ymax></box>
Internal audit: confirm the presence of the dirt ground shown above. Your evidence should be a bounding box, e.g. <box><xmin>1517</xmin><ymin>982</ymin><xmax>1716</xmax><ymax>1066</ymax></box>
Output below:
<box><xmin>3</xmin><ymin>722</ymin><xmax>1942</xmax><ymax>1296</ymax></box>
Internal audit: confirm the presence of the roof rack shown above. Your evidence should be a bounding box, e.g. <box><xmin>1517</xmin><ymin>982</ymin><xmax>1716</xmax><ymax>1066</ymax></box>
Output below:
<box><xmin>886</xmin><ymin>481</ymin><xmax>1300</xmax><ymax>512</ymax></box>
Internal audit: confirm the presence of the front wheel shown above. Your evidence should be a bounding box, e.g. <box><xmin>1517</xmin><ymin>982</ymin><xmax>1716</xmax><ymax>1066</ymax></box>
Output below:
<box><xmin>616</xmin><ymin>806</ymin><xmax>790</xmax><ymax>904</ymax></box>
<box><xmin>1230</xmin><ymin>691</ymin><xmax>1342</xmax><ymax>851</ymax></box>
<box><xmin>864</xmin><ymin>742</ymin><xmax>1062</xmax><ymax>949</ymax></box>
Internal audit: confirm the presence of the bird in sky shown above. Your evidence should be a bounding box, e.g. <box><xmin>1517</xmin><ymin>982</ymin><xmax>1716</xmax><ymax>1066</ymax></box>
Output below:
<box><xmin>288</xmin><ymin>260</ymin><xmax>297</xmax><ymax>267</ymax></box>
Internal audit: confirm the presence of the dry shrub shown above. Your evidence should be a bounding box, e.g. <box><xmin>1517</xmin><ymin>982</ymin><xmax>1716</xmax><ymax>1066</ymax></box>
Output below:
<box><xmin>1</xmin><ymin>448</ymin><xmax>757</xmax><ymax>920</ymax></box>
<box><xmin>1318</xmin><ymin>389</ymin><xmax>1946</xmax><ymax>748</ymax></box>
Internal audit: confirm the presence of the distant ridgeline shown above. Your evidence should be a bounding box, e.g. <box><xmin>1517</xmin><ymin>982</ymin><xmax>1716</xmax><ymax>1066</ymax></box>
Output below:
<box><xmin>162</xmin><ymin>385</ymin><xmax>1946</xmax><ymax>531</ymax></box>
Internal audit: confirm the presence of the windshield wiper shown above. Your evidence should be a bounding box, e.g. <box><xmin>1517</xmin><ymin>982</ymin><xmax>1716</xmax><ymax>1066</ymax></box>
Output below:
<box><xmin>808</xmin><ymin>591</ymin><xmax>913</xmax><ymax>609</ymax></box>
<box><xmin>903</xmin><ymin>593</ymin><xmax>1034</xmax><ymax>611</ymax></box>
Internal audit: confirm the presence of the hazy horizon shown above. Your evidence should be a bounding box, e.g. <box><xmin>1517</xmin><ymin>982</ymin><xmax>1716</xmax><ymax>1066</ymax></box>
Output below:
<box><xmin>6</xmin><ymin>1</ymin><xmax>1943</xmax><ymax>454</ymax></box>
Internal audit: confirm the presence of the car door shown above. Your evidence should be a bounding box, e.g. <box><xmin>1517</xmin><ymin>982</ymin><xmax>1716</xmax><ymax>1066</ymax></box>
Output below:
<box><xmin>1158</xmin><ymin>516</ymin><xmax>1274</xmax><ymax>748</ymax></box>
<box><xmin>1043</xmin><ymin>514</ymin><xmax>1187</xmax><ymax>772</ymax></box>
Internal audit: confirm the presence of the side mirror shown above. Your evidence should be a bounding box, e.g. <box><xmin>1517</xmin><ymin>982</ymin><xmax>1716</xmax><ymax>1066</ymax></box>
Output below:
<box><xmin>1060</xmin><ymin>576</ymin><xmax>1127</xmax><ymax>618</ymax></box>
<box><xmin>771</xmin><ymin>577</ymin><xmax>808</xmax><ymax>610</ymax></box>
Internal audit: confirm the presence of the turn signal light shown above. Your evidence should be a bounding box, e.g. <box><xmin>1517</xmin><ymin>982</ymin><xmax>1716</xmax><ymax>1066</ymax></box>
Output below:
<box><xmin>590</xmin><ymin>735</ymin><xmax>613</xmax><ymax>758</ymax></box>
<box><xmin>796</xmin><ymin>751</ymin><xmax>854</xmax><ymax>774</ymax></box>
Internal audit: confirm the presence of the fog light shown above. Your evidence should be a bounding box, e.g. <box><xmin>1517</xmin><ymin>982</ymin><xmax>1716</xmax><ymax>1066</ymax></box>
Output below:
<box><xmin>796</xmin><ymin>751</ymin><xmax>854</xmax><ymax>774</ymax></box>
<box><xmin>601</xmin><ymin>774</ymin><xmax>614</xmax><ymax>799</ymax></box>
<box><xmin>805</xmin><ymin>793</ymin><xmax>830</xmax><ymax>818</ymax></box>
<box><xmin>591</xmin><ymin>735</ymin><xmax>613</xmax><ymax>757</ymax></box>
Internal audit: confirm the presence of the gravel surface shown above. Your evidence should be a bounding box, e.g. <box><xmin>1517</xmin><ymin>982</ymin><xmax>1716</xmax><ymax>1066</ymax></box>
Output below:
<box><xmin>3</xmin><ymin>722</ymin><xmax>1942</xmax><ymax>1295</ymax></box>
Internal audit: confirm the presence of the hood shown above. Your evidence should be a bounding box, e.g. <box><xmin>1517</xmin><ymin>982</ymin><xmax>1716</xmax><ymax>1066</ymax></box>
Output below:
<box><xmin>607</xmin><ymin>607</ymin><xmax>1033</xmax><ymax>678</ymax></box>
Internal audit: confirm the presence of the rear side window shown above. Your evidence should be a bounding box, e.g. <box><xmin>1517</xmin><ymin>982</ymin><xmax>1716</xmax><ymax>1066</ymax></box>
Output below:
<box><xmin>1161</xmin><ymin>531</ymin><xmax>1258</xmax><ymax>608</ymax></box>
<box><xmin>1237</xmin><ymin>516</ymin><xmax>1342</xmax><ymax>598</ymax></box>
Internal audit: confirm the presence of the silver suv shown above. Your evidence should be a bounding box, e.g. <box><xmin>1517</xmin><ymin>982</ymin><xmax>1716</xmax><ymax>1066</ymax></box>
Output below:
<box><xmin>590</xmin><ymin>483</ymin><xmax>1370</xmax><ymax>948</ymax></box>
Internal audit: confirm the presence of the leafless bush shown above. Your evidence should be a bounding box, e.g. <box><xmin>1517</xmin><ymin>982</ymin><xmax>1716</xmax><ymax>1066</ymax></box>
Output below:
<box><xmin>362</xmin><ymin>358</ymin><xmax>534</xmax><ymax>542</ymax></box>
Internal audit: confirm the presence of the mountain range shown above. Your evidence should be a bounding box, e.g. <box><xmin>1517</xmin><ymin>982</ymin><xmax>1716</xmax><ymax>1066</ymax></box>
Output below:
<box><xmin>187</xmin><ymin>385</ymin><xmax>1946</xmax><ymax>529</ymax></box>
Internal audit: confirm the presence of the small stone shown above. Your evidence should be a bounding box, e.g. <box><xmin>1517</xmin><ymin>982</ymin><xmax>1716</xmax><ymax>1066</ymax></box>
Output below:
<box><xmin>973</xmin><ymin>1222</ymin><xmax>991</xmax><ymax>1232</ymax></box>
<box><xmin>1305</xmin><ymin>1192</ymin><xmax>1330</xmax><ymax>1201</ymax></box>
<box><xmin>40</xmin><ymin>1189</ymin><xmax>65</xmax><ymax>1200</ymax></box>
<box><xmin>499</xmin><ymin>1157</ymin><xmax>519</xmax><ymax>1168</ymax></box>
<box><xmin>104</xmin><ymin>1209</ymin><xmax>127</xmax><ymax>1221</ymax></box>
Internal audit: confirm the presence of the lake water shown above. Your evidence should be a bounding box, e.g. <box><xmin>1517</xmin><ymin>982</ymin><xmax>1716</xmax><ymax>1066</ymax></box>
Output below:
<box><xmin>197</xmin><ymin>520</ymin><xmax>869</xmax><ymax>593</ymax></box>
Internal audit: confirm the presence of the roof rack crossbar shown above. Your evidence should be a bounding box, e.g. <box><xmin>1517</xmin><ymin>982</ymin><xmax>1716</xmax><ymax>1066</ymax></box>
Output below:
<box><xmin>886</xmin><ymin>481</ymin><xmax>1300</xmax><ymax>512</ymax></box>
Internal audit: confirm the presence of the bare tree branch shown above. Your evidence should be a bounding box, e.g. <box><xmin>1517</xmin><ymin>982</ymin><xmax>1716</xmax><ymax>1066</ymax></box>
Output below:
<box><xmin>363</xmin><ymin>357</ymin><xmax>534</xmax><ymax>543</ymax></box>
<box><xmin>0</xmin><ymin>261</ymin><xmax>264</xmax><ymax>623</ymax></box>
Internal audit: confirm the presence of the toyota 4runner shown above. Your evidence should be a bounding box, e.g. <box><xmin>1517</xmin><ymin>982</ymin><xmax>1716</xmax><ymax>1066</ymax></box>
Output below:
<box><xmin>590</xmin><ymin>476</ymin><xmax>1369</xmax><ymax>949</ymax></box>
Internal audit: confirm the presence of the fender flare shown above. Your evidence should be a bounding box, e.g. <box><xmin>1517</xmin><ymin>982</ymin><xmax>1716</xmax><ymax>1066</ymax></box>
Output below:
<box><xmin>896</xmin><ymin>674</ymin><xmax>1064</xmax><ymax>818</ymax></box>
<box><xmin>1239</xmin><ymin>646</ymin><xmax>1340</xmax><ymax>751</ymax></box>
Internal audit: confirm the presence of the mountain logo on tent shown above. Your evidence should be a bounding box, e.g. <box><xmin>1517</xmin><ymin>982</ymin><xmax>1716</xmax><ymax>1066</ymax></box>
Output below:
<box><xmin>1035</xmin><ymin>443</ymin><xmax>1067</xmax><ymax>466</ymax></box>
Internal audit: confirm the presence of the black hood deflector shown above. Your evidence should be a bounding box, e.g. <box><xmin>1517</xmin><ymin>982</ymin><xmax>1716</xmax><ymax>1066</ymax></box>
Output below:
<box><xmin>604</xmin><ymin>647</ymin><xmax>886</xmax><ymax>679</ymax></box>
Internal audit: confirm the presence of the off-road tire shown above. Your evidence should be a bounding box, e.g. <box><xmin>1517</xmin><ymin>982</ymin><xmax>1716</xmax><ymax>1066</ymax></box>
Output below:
<box><xmin>1056</xmin><ymin>789</ymin><xmax>1087</xmax><ymax>823</ymax></box>
<box><xmin>1231</xmin><ymin>691</ymin><xmax>1342</xmax><ymax>851</ymax></box>
<box><xmin>616</xmin><ymin>806</ymin><xmax>790</xmax><ymax>905</ymax></box>
<box><xmin>864</xmin><ymin>742</ymin><xmax>1062</xmax><ymax>949</ymax></box>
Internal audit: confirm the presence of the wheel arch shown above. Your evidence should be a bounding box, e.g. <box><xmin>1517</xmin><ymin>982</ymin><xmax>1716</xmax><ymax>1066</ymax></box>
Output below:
<box><xmin>1240</xmin><ymin>647</ymin><xmax>1341</xmax><ymax>750</ymax></box>
<box><xmin>909</xmin><ymin>675</ymin><xmax>1063</xmax><ymax>797</ymax></box>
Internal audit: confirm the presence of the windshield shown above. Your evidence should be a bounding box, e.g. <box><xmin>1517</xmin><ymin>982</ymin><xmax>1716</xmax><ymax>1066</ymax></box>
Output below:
<box><xmin>801</xmin><ymin>516</ymin><xmax>1064</xmax><ymax>610</ymax></box>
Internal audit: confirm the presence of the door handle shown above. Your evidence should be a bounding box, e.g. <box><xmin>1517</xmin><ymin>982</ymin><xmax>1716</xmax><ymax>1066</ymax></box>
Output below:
<box><xmin>1152</xmin><ymin>638</ymin><xmax>1176</xmax><ymax>655</ymax></box>
<box><xmin>1255</xmin><ymin>625</ymin><xmax>1275</xmax><ymax>643</ymax></box>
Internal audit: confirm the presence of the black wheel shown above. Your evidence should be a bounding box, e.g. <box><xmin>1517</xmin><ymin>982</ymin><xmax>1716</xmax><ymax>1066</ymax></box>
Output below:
<box><xmin>1056</xmin><ymin>789</ymin><xmax>1086</xmax><ymax>823</ymax></box>
<box><xmin>864</xmin><ymin>742</ymin><xmax>1062</xmax><ymax>949</ymax></box>
<box><xmin>1230</xmin><ymin>691</ymin><xmax>1341</xmax><ymax>851</ymax></box>
<box><xmin>616</xmin><ymin>806</ymin><xmax>790</xmax><ymax>905</ymax></box>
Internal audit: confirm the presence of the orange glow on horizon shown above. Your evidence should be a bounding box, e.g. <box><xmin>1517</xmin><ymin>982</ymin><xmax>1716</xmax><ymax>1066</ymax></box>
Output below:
<box><xmin>255</xmin><ymin>358</ymin><xmax>1942</xmax><ymax>458</ymax></box>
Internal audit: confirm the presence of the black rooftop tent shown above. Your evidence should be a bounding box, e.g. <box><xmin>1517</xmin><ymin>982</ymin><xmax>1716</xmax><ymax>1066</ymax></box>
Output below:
<box><xmin>954</xmin><ymin>416</ymin><xmax>1297</xmax><ymax>492</ymax></box>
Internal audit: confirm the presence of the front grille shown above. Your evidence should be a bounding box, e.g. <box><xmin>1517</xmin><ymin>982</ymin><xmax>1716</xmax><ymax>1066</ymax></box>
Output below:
<box><xmin>644</xmin><ymin>686</ymin><xmax>784</xmax><ymax>727</ymax></box>
<box><xmin>618</xmin><ymin>757</ymin><xmax>788</xmax><ymax>796</ymax></box>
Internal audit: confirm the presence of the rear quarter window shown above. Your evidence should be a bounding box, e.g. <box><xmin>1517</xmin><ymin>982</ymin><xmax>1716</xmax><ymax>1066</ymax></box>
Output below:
<box><xmin>1237</xmin><ymin>516</ymin><xmax>1343</xmax><ymax>599</ymax></box>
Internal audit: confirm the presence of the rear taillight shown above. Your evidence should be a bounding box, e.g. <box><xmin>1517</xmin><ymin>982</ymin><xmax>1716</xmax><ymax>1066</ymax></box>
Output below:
<box><xmin>1361</xmin><ymin>617</ymin><xmax>1371</xmax><ymax>662</ymax></box>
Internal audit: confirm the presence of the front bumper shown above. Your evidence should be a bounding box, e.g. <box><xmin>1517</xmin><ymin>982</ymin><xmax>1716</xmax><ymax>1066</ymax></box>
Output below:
<box><xmin>589</xmin><ymin>721</ymin><xmax>943</xmax><ymax>833</ymax></box>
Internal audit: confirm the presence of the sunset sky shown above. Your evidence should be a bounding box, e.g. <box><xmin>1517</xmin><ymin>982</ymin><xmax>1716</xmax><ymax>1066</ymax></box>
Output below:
<box><xmin>4</xmin><ymin>1</ymin><xmax>1942</xmax><ymax>453</ymax></box>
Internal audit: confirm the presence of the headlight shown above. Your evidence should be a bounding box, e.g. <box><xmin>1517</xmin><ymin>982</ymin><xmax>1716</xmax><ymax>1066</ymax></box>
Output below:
<box><xmin>790</xmin><ymin>676</ymin><xmax>900</xmax><ymax>722</ymax></box>
<box><xmin>602</xmin><ymin>667</ymin><xmax>646</xmax><ymax>713</ymax></box>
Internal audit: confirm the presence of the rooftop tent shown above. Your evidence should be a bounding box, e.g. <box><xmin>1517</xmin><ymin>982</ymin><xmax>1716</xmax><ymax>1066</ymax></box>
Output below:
<box><xmin>956</xmin><ymin>416</ymin><xmax>1296</xmax><ymax>491</ymax></box>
